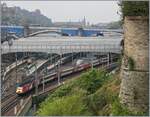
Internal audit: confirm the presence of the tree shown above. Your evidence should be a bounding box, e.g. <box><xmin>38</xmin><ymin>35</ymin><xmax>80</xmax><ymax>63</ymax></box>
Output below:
<box><xmin>1</xmin><ymin>3</ymin><xmax>52</xmax><ymax>26</ymax></box>
<box><xmin>118</xmin><ymin>1</ymin><xmax>149</xmax><ymax>19</ymax></box>
<box><xmin>37</xmin><ymin>95</ymin><xmax>91</xmax><ymax>116</ymax></box>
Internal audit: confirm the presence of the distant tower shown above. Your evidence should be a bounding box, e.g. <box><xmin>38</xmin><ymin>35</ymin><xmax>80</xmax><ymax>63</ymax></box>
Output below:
<box><xmin>82</xmin><ymin>16</ymin><xmax>86</xmax><ymax>27</ymax></box>
<box><xmin>87</xmin><ymin>22</ymin><xmax>90</xmax><ymax>26</ymax></box>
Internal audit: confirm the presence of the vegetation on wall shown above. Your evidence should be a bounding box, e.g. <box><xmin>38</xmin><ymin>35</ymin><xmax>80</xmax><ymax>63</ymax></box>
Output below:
<box><xmin>128</xmin><ymin>57</ymin><xmax>134</xmax><ymax>71</ymax></box>
<box><xmin>118</xmin><ymin>1</ymin><xmax>149</xmax><ymax>19</ymax></box>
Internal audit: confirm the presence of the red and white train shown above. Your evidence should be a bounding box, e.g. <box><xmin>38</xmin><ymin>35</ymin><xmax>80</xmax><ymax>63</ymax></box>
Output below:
<box><xmin>16</xmin><ymin>57</ymin><xmax>117</xmax><ymax>94</ymax></box>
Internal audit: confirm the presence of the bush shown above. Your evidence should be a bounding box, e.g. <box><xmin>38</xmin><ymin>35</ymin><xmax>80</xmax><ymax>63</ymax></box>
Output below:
<box><xmin>111</xmin><ymin>99</ymin><xmax>146</xmax><ymax>116</ymax></box>
<box><xmin>111</xmin><ymin>99</ymin><xmax>131</xmax><ymax>116</ymax></box>
<box><xmin>37</xmin><ymin>95</ymin><xmax>91</xmax><ymax>116</ymax></box>
<box><xmin>76</xmin><ymin>69</ymin><xmax>109</xmax><ymax>94</ymax></box>
<box><xmin>43</xmin><ymin>84</ymin><xmax>73</xmax><ymax>105</ymax></box>
<box><xmin>85</xmin><ymin>81</ymin><xmax>119</xmax><ymax>115</ymax></box>
<box><xmin>86</xmin><ymin>92</ymin><xmax>107</xmax><ymax>115</ymax></box>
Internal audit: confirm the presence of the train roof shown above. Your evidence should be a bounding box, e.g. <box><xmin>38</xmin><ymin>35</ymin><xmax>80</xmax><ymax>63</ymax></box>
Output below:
<box><xmin>17</xmin><ymin>75</ymin><xmax>35</xmax><ymax>86</ymax></box>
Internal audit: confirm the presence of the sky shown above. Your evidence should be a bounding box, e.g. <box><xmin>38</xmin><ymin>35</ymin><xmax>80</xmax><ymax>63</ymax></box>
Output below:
<box><xmin>2</xmin><ymin>1</ymin><xmax>120</xmax><ymax>24</ymax></box>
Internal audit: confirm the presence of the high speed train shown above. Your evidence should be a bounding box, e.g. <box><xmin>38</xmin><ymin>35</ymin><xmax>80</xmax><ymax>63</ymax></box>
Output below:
<box><xmin>16</xmin><ymin>61</ymin><xmax>92</xmax><ymax>94</ymax></box>
<box><xmin>16</xmin><ymin>57</ymin><xmax>118</xmax><ymax>95</ymax></box>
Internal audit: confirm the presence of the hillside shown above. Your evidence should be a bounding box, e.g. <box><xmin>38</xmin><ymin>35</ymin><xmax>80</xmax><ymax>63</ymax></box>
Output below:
<box><xmin>1</xmin><ymin>3</ymin><xmax>52</xmax><ymax>26</ymax></box>
<box><xmin>36</xmin><ymin>68</ymin><xmax>146</xmax><ymax>116</ymax></box>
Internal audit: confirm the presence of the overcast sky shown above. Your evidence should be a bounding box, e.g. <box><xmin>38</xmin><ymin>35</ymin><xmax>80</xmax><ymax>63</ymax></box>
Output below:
<box><xmin>2</xmin><ymin>1</ymin><xmax>120</xmax><ymax>24</ymax></box>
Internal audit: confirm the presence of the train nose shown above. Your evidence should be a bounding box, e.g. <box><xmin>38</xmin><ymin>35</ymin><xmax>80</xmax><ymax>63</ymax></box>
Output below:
<box><xmin>16</xmin><ymin>87</ymin><xmax>23</xmax><ymax>94</ymax></box>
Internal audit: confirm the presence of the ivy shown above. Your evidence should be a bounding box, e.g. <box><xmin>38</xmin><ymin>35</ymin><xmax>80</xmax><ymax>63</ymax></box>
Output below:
<box><xmin>128</xmin><ymin>57</ymin><xmax>134</xmax><ymax>71</ymax></box>
<box><xmin>118</xmin><ymin>1</ymin><xmax>149</xmax><ymax>19</ymax></box>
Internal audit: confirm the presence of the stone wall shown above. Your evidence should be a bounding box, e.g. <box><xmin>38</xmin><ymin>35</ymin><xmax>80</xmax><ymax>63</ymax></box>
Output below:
<box><xmin>119</xmin><ymin>16</ymin><xmax>149</xmax><ymax>112</ymax></box>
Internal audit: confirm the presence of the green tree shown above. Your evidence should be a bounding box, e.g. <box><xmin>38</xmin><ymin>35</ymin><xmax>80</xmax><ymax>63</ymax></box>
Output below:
<box><xmin>37</xmin><ymin>95</ymin><xmax>91</xmax><ymax>116</ymax></box>
<box><xmin>77</xmin><ymin>69</ymin><xmax>109</xmax><ymax>94</ymax></box>
<box><xmin>118</xmin><ymin>1</ymin><xmax>149</xmax><ymax>19</ymax></box>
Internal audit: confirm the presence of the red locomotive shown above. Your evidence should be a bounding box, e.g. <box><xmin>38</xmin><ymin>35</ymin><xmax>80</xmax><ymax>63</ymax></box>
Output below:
<box><xmin>16</xmin><ymin>76</ymin><xmax>35</xmax><ymax>94</ymax></box>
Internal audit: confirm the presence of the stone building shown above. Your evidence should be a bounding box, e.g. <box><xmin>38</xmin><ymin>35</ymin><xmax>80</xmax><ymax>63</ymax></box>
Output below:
<box><xmin>119</xmin><ymin>16</ymin><xmax>149</xmax><ymax>112</ymax></box>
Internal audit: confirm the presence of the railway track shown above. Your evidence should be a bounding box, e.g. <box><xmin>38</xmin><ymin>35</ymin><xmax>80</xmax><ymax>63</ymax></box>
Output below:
<box><xmin>2</xmin><ymin>56</ymin><xmax>119</xmax><ymax>116</ymax></box>
<box><xmin>1</xmin><ymin>93</ymin><xmax>16</xmax><ymax>103</ymax></box>
<box><xmin>1</xmin><ymin>94</ymin><xmax>20</xmax><ymax>115</ymax></box>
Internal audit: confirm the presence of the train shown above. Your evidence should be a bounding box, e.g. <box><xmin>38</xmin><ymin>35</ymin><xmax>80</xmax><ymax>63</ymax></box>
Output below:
<box><xmin>16</xmin><ymin>61</ymin><xmax>91</xmax><ymax>94</ymax></box>
<box><xmin>16</xmin><ymin>57</ymin><xmax>118</xmax><ymax>95</ymax></box>
<box><xmin>16</xmin><ymin>75</ymin><xmax>35</xmax><ymax>95</ymax></box>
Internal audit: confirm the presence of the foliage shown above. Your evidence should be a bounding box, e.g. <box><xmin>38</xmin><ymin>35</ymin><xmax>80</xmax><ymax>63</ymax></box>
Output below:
<box><xmin>117</xmin><ymin>55</ymin><xmax>123</xmax><ymax>69</ymax></box>
<box><xmin>1</xmin><ymin>3</ymin><xmax>52</xmax><ymax>26</ymax></box>
<box><xmin>76</xmin><ymin>69</ymin><xmax>109</xmax><ymax>94</ymax></box>
<box><xmin>128</xmin><ymin>57</ymin><xmax>134</xmax><ymax>70</ymax></box>
<box><xmin>86</xmin><ymin>89</ymin><xmax>108</xmax><ymax>115</ymax></box>
<box><xmin>37</xmin><ymin>94</ymin><xmax>91</xmax><ymax>116</ymax></box>
<box><xmin>49</xmin><ymin>84</ymin><xmax>72</xmax><ymax>98</ymax></box>
<box><xmin>111</xmin><ymin>99</ymin><xmax>132</xmax><ymax>115</ymax></box>
<box><xmin>36</xmin><ymin>63</ymin><xmax>148</xmax><ymax>116</ymax></box>
<box><xmin>118</xmin><ymin>1</ymin><xmax>149</xmax><ymax>19</ymax></box>
<box><xmin>85</xmin><ymin>77</ymin><xmax>119</xmax><ymax>115</ymax></box>
<box><xmin>40</xmin><ymin>84</ymin><xmax>73</xmax><ymax>106</ymax></box>
<box><xmin>111</xmin><ymin>99</ymin><xmax>146</xmax><ymax>116</ymax></box>
<box><xmin>37</xmin><ymin>69</ymin><xmax>110</xmax><ymax>116</ymax></box>
<box><xmin>37</xmin><ymin>68</ymin><xmax>147</xmax><ymax>116</ymax></box>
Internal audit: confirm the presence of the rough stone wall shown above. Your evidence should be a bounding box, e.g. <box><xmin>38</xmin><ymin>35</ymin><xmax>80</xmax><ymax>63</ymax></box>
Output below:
<box><xmin>119</xmin><ymin>16</ymin><xmax>149</xmax><ymax>112</ymax></box>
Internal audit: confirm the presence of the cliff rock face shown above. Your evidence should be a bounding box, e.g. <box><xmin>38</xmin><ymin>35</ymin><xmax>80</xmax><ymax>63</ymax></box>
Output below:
<box><xmin>119</xmin><ymin>16</ymin><xmax>149</xmax><ymax>112</ymax></box>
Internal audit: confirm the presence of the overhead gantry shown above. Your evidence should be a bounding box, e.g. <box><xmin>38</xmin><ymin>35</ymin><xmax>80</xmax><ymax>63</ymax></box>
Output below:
<box><xmin>1</xmin><ymin>36</ymin><xmax>122</xmax><ymax>55</ymax></box>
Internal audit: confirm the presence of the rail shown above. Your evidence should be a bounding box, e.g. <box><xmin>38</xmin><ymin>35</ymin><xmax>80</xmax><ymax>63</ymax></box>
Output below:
<box><xmin>2</xmin><ymin>59</ymin><xmax>27</xmax><ymax>80</ymax></box>
<box><xmin>16</xmin><ymin>96</ymin><xmax>32</xmax><ymax>116</ymax></box>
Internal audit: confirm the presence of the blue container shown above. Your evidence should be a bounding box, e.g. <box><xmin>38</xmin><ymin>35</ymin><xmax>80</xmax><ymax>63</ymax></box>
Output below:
<box><xmin>83</xmin><ymin>29</ymin><xmax>103</xmax><ymax>37</ymax></box>
<box><xmin>61</xmin><ymin>28</ymin><xmax>78</xmax><ymax>36</ymax></box>
<box><xmin>61</xmin><ymin>28</ymin><xmax>103</xmax><ymax>37</ymax></box>
<box><xmin>1</xmin><ymin>26</ymin><xmax>24</xmax><ymax>37</ymax></box>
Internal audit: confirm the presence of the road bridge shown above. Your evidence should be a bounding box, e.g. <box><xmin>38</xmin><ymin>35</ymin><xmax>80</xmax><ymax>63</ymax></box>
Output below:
<box><xmin>1</xmin><ymin>36</ymin><xmax>122</xmax><ymax>55</ymax></box>
<box><xmin>1</xmin><ymin>25</ymin><xmax>123</xmax><ymax>38</ymax></box>
<box><xmin>29</xmin><ymin>26</ymin><xmax>123</xmax><ymax>33</ymax></box>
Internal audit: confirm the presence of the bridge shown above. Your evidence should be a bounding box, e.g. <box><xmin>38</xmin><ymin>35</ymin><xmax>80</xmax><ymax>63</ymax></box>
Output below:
<box><xmin>1</xmin><ymin>25</ymin><xmax>123</xmax><ymax>39</ymax></box>
<box><xmin>1</xmin><ymin>36</ymin><xmax>122</xmax><ymax>55</ymax></box>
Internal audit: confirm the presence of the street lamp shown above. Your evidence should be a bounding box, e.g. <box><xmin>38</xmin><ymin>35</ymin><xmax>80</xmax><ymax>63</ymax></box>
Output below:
<box><xmin>90</xmin><ymin>52</ymin><xmax>94</xmax><ymax>69</ymax></box>
<box><xmin>72</xmin><ymin>50</ymin><xmax>74</xmax><ymax>65</ymax></box>
<box><xmin>43</xmin><ymin>67</ymin><xmax>47</xmax><ymax>92</ymax></box>
<box><xmin>57</xmin><ymin>48</ymin><xmax>62</xmax><ymax>85</ymax></box>
<box><xmin>15</xmin><ymin>52</ymin><xmax>18</xmax><ymax>84</ymax></box>
<box><xmin>57</xmin><ymin>54</ymin><xmax>62</xmax><ymax>85</ymax></box>
<box><xmin>7</xmin><ymin>36</ymin><xmax>19</xmax><ymax>86</ymax></box>
<box><xmin>33</xmin><ymin>63</ymin><xmax>38</xmax><ymax>112</ymax></box>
